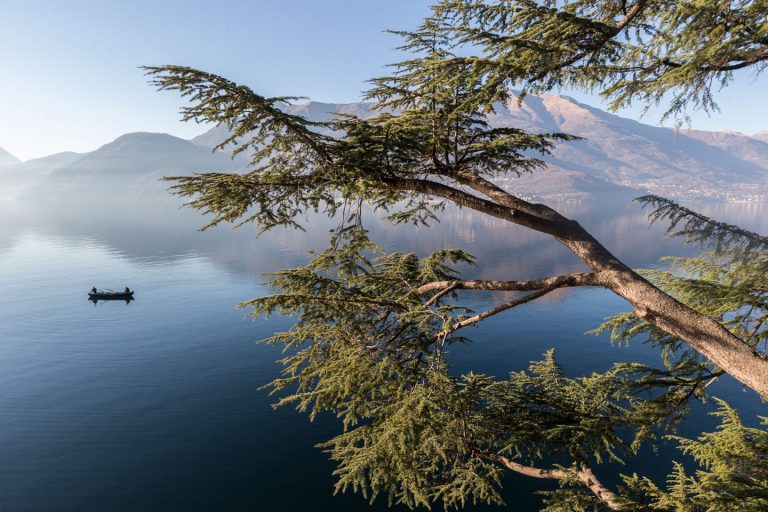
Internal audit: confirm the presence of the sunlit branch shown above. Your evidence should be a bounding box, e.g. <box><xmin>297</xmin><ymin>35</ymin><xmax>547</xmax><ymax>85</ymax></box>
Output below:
<box><xmin>423</xmin><ymin>282</ymin><xmax>459</xmax><ymax>307</ymax></box>
<box><xmin>416</xmin><ymin>272</ymin><xmax>600</xmax><ymax>296</ymax></box>
<box><xmin>475</xmin><ymin>449</ymin><xmax>622</xmax><ymax>510</ymax></box>
<box><xmin>380</xmin><ymin>176</ymin><xmax>572</xmax><ymax>237</ymax></box>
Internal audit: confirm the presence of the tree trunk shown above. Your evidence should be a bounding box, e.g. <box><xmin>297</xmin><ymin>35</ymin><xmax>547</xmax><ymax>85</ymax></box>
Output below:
<box><xmin>389</xmin><ymin>176</ymin><xmax>768</xmax><ymax>397</ymax></box>
<box><xmin>560</xmin><ymin>230</ymin><xmax>768</xmax><ymax>398</ymax></box>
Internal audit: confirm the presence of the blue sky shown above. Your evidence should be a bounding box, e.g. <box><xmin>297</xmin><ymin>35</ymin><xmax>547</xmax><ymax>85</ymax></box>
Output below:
<box><xmin>1</xmin><ymin>0</ymin><xmax>766</xmax><ymax>161</ymax></box>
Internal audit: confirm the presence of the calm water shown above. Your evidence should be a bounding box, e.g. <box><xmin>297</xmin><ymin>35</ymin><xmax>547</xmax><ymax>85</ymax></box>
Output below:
<box><xmin>0</xmin><ymin>197</ymin><xmax>766</xmax><ymax>511</ymax></box>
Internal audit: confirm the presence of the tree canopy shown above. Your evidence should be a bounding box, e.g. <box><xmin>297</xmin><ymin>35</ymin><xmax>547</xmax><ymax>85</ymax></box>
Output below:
<box><xmin>146</xmin><ymin>1</ymin><xmax>768</xmax><ymax>510</ymax></box>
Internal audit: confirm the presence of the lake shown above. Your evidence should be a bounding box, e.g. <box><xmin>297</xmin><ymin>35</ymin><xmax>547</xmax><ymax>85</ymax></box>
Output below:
<box><xmin>0</xmin><ymin>197</ymin><xmax>766</xmax><ymax>511</ymax></box>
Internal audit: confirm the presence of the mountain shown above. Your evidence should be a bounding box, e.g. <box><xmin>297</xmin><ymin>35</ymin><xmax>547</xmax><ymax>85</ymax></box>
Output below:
<box><xmin>34</xmin><ymin>132</ymin><xmax>247</xmax><ymax>198</ymax></box>
<box><xmin>53</xmin><ymin>132</ymin><xmax>242</xmax><ymax>176</ymax></box>
<box><xmin>484</xmin><ymin>93</ymin><xmax>768</xmax><ymax>201</ymax></box>
<box><xmin>0</xmin><ymin>152</ymin><xmax>85</xmax><ymax>198</ymax></box>
<box><xmin>3</xmin><ymin>151</ymin><xmax>83</xmax><ymax>177</ymax></box>
<box><xmin>193</xmin><ymin>94</ymin><xmax>768</xmax><ymax>202</ymax></box>
<box><xmin>0</xmin><ymin>146</ymin><xmax>20</xmax><ymax>168</ymax></box>
<box><xmin>4</xmin><ymin>95</ymin><xmax>766</xmax><ymax>202</ymax></box>
<box><xmin>679</xmin><ymin>130</ymin><xmax>768</xmax><ymax>171</ymax></box>
<box><xmin>191</xmin><ymin>101</ymin><xmax>375</xmax><ymax>150</ymax></box>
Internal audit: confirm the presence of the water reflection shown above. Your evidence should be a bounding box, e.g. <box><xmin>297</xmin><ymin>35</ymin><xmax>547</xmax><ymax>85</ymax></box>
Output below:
<box><xmin>0</xmin><ymin>196</ymin><xmax>766</xmax><ymax>511</ymax></box>
<box><xmin>89</xmin><ymin>296</ymin><xmax>135</xmax><ymax>305</ymax></box>
<box><xmin>4</xmin><ymin>196</ymin><xmax>766</xmax><ymax>277</ymax></box>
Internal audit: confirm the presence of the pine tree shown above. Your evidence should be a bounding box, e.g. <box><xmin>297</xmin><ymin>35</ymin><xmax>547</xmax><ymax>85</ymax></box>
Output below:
<box><xmin>144</xmin><ymin>1</ymin><xmax>768</xmax><ymax>509</ymax></box>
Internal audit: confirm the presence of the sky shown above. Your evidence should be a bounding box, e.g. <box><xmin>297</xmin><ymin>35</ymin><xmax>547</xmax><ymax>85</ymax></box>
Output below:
<box><xmin>1</xmin><ymin>0</ymin><xmax>766</xmax><ymax>161</ymax></box>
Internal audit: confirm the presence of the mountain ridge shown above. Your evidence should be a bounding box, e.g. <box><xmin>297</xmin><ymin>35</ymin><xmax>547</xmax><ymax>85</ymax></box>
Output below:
<box><xmin>2</xmin><ymin>94</ymin><xmax>766</xmax><ymax>202</ymax></box>
<box><xmin>190</xmin><ymin>93</ymin><xmax>768</xmax><ymax>202</ymax></box>
<box><xmin>0</xmin><ymin>146</ymin><xmax>21</xmax><ymax>168</ymax></box>
<box><xmin>9</xmin><ymin>132</ymin><xmax>246</xmax><ymax>199</ymax></box>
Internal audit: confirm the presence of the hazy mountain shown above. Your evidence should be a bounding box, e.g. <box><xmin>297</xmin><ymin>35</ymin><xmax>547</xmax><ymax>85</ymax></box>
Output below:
<box><xmin>31</xmin><ymin>132</ymin><xmax>247</xmax><ymax>198</ymax></box>
<box><xmin>484</xmin><ymin>94</ymin><xmax>768</xmax><ymax>201</ymax></box>
<box><xmin>3</xmin><ymin>151</ymin><xmax>83</xmax><ymax>176</ymax></box>
<box><xmin>53</xmin><ymin>132</ymin><xmax>242</xmax><ymax>176</ymax></box>
<box><xmin>3</xmin><ymin>95</ymin><xmax>766</xmax><ymax>203</ymax></box>
<box><xmin>191</xmin><ymin>101</ymin><xmax>375</xmax><ymax>150</ymax></box>
<box><xmin>193</xmin><ymin>94</ymin><xmax>768</xmax><ymax>202</ymax></box>
<box><xmin>0</xmin><ymin>152</ymin><xmax>85</xmax><ymax>199</ymax></box>
<box><xmin>0</xmin><ymin>146</ymin><xmax>20</xmax><ymax>168</ymax></box>
<box><xmin>678</xmin><ymin>130</ymin><xmax>768</xmax><ymax>171</ymax></box>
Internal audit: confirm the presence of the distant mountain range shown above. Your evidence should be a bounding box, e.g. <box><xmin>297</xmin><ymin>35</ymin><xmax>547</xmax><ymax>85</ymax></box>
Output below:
<box><xmin>0</xmin><ymin>146</ymin><xmax>21</xmax><ymax>168</ymax></box>
<box><xmin>2</xmin><ymin>93</ymin><xmax>767</xmax><ymax>202</ymax></box>
<box><xmin>0</xmin><ymin>133</ymin><xmax>246</xmax><ymax>199</ymax></box>
<box><xmin>190</xmin><ymin>95</ymin><xmax>768</xmax><ymax>202</ymax></box>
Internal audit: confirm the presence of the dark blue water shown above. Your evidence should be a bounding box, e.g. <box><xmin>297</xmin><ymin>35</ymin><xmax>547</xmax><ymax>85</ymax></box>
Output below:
<box><xmin>0</xmin><ymin>198</ymin><xmax>766</xmax><ymax>511</ymax></box>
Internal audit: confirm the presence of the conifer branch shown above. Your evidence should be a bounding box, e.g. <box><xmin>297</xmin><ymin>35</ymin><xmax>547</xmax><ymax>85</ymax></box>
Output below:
<box><xmin>439</xmin><ymin>284</ymin><xmax>562</xmax><ymax>336</ymax></box>
<box><xmin>525</xmin><ymin>0</ymin><xmax>647</xmax><ymax>84</ymax></box>
<box><xmin>146</xmin><ymin>3</ymin><xmax>768</xmax><ymax>505</ymax></box>
<box><xmin>380</xmin><ymin>176</ymin><xmax>573</xmax><ymax>237</ymax></box>
<box><xmin>475</xmin><ymin>450</ymin><xmax>622</xmax><ymax>510</ymax></box>
<box><xmin>416</xmin><ymin>272</ymin><xmax>601</xmax><ymax>296</ymax></box>
<box><xmin>444</xmin><ymin>166</ymin><xmax>563</xmax><ymax>219</ymax></box>
<box><xmin>429</xmin><ymin>0</ymin><xmax>768</xmax><ymax>120</ymax></box>
<box><xmin>143</xmin><ymin>65</ymin><xmax>333</xmax><ymax>163</ymax></box>
<box><xmin>423</xmin><ymin>282</ymin><xmax>459</xmax><ymax>307</ymax></box>
<box><xmin>636</xmin><ymin>195</ymin><xmax>768</xmax><ymax>253</ymax></box>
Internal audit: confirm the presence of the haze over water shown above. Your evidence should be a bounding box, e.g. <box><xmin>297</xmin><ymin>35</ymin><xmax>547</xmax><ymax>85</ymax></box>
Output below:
<box><xmin>0</xmin><ymin>197</ymin><xmax>766</xmax><ymax>511</ymax></box>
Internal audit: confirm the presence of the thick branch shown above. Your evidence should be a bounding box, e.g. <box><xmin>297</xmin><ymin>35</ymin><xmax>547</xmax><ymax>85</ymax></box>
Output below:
<box><xmin>416</xmin><ymin>272</ymin><xmax>600</xmax><ymax>296</ymax></box>
<box><xmin>576</xmin><ymin>463</ymin><xmax>623</xmax><ymax>511</ymax></box>
<box><xmin>383</xmin><ymin>176</ymin><xmax>768</xmax><ymax>397</ymax></box>
<box><xmin>445</xmin><ymin>167</ymin><xmax>556</xmax><ymax>219</ymax></box>
<box><xmin>477</xmin><ymin>450</ymin><xmax>622</xmax><ymax>510</ymax></box>
<box><xmin>661</xmin><ymin>46</ymin><xmax>768</xmax><ymax>72</ymax></box>
<box><xmin>380</xmin><ymin>176</ymin><xmax>574</xmax><ymax>238</ymax></box>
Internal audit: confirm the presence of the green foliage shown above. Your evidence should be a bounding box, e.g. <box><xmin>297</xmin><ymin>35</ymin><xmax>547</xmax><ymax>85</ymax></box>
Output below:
<box><xmin>241</xmin><ymin>229</ymin><xmax>725</xmax><ymax>509</ymax></box>
<box><xmin>147</xmin><ymin>2</ymin><xmax>768</xmax><ymax>510</ymax></box>
<box><xmin>591</xmin><ymin>198</ymin><xmax>768</xmax><ymax>510</ymax></box>
<box><xmin>144</xmin><ymin>61</ymin><xmax>570</xmax><ymax>234</ymax></box>
<box><xmin>417</xmin><ymin>1</ymin><xmax>768</xmax><ymax>122</ymax></box>
<box><xmin>621</xmin><ymin>400</ymin><xmax>768</xmax><ymax>511</ymax></box>
<box><xmin>637</xmin><ymin>195</ymin><xmax>768</xmax><ymax>256</ymax></box>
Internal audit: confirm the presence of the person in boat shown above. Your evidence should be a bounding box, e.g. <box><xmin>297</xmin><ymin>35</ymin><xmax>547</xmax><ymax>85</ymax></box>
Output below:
<box><xmin>124</xmin><ymin>287</ymin><xmax>131</xmax><ymax>294</ymax></box>
<box><xmin>91</xmin><ymin>287</ymin><xmax>97</xmax><ymax>294</ymax></box>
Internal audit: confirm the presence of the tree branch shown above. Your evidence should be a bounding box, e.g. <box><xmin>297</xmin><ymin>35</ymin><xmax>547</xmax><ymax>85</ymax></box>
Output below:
<box><xmin>528</xmin><ymin>0</ymin><xmax>647</xmax><ymax>83</ymax></box>
<box><xmin>445</xmin><ymin>167</ymin><xmax>557</xmax><ymax>219</ymax></box>
<box><xmin>440</xmin><ymin>283</ymin><xmax>562</xmax><ymax>336</ymax></box>
<box><xmin>661</xmin><ymin>46</ymin><xmax>768</xmax><ymax>72</ymax></box>
<box><xmin>615</xmin><ymin>1</ymin><xmax>646</xmax><ymax>32</ymax></box>
<box><xmin>416</xmin><ymin>272</ymin><xmax>601</xmax><ymax>296</ymax></box>
<box><xmin>384</xmin><ymin>176</ymin><xmax>768</xmax><ymax>398</ymax></box>
<box><xmin>380</xmin><ymin>176</ymin><xmax>573</xmax><ymax>237</ymax></box>
<box><xmin>423</xmin><ymin>282</ymin><xmax>459</xmax><ymax>307</ymax></box>
<box><xmin>476</xmin><ymin>450</ymin><xmax>622</xmax><ymax>510</ymax></box>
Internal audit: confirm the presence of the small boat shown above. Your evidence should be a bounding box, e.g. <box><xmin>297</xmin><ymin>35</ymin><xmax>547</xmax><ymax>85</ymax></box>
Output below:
<box><xmin>88</xmin><ymin>289</ymin><xmax>135</xmax><ymax>301</ymax></box>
